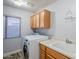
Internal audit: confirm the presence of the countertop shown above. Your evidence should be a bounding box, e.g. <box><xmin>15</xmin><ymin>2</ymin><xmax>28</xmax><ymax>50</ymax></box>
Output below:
<box><xmin>40</xmin><ymin>39</ymin><xmax>76</xmax><ymax>59</ymax></box>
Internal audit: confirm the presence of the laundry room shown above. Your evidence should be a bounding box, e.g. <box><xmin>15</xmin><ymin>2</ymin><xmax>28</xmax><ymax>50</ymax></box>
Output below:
<box><xmin>2</xmin><ymin>0</ymin><xmax>76</xmax><ymax>59</ymax></box>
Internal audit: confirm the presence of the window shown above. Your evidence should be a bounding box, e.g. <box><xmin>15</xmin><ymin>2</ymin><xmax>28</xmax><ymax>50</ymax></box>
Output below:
<box><xmin>4</xmin><ymin>16</ymin><xmax>21</xmax><ymax>39</ymax></box>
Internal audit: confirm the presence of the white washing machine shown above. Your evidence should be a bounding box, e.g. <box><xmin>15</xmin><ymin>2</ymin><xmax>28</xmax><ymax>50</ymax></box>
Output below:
<box><xmin>22</xmin><ymin>35</ymin><xmax>48</xmax><ymax>59</ymax></box>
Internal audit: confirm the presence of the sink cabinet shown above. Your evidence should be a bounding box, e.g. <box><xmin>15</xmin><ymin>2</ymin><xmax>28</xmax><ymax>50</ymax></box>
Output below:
<box><xmin>40</xmin><ymin>43</ymin><xmax>46</xmax><ymax>59</ymax></box>
<box><xmin>40</xmin><ymin>43</ymin><xmax>71</xmax><ymax>59</ymax></box>
<box><xmin>46</xmin><ymin>54</ymin><xmax>55</xmax><ymax>59</ymax></box>
<box><xmin>40</xmin><ymin>49</ymin><xmax>45</xmax><ymax>59</ymax></box>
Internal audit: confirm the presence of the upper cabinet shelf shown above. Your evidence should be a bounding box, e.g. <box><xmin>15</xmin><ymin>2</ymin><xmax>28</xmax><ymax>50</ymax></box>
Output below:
<box><xmin>30</xmin><ymin>9</ymin><xmax>50</xmax><ymax>29</ymax></box>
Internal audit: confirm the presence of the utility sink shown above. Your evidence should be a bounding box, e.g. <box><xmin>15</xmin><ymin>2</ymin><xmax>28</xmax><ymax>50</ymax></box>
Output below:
<box><xmin>48</xmin><ymin>41</ymin><xmax>76</xmax><ymax>58</ymax></box>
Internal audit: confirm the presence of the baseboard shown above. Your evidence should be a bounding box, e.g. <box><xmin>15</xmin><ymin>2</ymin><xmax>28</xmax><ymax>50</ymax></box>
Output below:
<box><xmin>3</xmin><ymin>49</ymin><xmax>22</xmax><ymax>57</ymax></box>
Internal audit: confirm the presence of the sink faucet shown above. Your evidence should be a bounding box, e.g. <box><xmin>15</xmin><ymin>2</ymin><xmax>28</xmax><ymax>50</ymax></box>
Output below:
<box><xmin>65</xmin><ymin>38</ymin><xmax>73</xmax><ymax>44</ymax></box>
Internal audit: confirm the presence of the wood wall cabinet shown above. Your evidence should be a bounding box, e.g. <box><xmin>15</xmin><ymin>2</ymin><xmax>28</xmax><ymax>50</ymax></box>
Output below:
<box><xmin>31</xmin><ymin>15</ymin><xmax>36</xmax><ymax>28</ymax></box>
<box><xmin>40</xmin><ymin>43</ymin><xmax>71</xmax><ymax>59</ymax></box>
<box><xmin>31</xmin><ymin>14</ymin><xmax>40</xmax><ymax>29</ymax></box>
<box><xmin>35</xmin><ymin>13</ymin><xmax>40</xmax><ymax>28</ymax></box>
<box><xmin>31</xmin><ymin>9</ymin><xmax>50</xmax><ymax>29</ymax></box>
<box><xmin>40</xmin><ymin>10</ymin><xmax>50</xmax><ymax>28</ymax></box>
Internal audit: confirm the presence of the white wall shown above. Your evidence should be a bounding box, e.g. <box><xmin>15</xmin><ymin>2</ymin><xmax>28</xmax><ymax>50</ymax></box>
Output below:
<box><xmin>38</xmin><ymin>0</ymin><xmax>76</xmax><ymax>42</ymax></box>
<box><xmin>3</xmin><ymin>5</ymin><xmax>33</xmax><ymax>54</ymax></box>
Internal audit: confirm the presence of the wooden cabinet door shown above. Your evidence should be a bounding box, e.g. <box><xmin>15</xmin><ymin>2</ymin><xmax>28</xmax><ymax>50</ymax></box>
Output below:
<box><xmin>39</xmin><ymin>11</ymin><xmax>45</xmax><ymax>28</ymax></box>
<box><xmin>35</xmin><ymin>14</ymin><xmax>40</xmax><ymax>28</ymax></box>
<box><xmin>40</xmin><ymin>49</ymin><xmax>45</xmax><ymax>59</ymax></box>
<box><xmin>44</xmin><ymin>10</ymin><xmax>50</xmax><ymax>28</ymax></box>
<box><xmin>46</xmin><ymin>47</ymin><xmax>70</xmax><ymax>59</ymax></box>
<box><xmin>40</xmin><ymin>10</ymin><xmax>50</xmax><ymax>28</ymax></box>
<box><xmin>46</xmin><ymin>54</ymin><xmax>55</xmax><ymax>59</ymax></box>
<box><xmin>31</xmin><ymin>15</ymin><xmax>36</xmax><ymax>28</ymax></box>
<box><xmin>40</xmin><ymin>53</ymin><xmax>45</xmax><ymax>59</ymax></box>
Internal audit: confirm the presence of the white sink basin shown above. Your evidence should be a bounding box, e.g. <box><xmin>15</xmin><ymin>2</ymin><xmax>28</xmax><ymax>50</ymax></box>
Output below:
<box><xmin>51</xmin><ymin>42</ymin><xmax>76</xmax><ymax>53</ymax></box>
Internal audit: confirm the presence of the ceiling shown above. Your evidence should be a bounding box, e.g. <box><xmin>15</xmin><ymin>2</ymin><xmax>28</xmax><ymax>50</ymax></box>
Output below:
<box><xmin>3</xmin><ymin>0</ymin><xmax>58</xmax><ymax>12</ymax></box>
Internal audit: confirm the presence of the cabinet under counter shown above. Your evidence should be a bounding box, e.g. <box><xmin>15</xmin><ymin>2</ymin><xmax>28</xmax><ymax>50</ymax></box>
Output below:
<box><xmin>40</xmin><ymin>43</ymin><xmax>71</xmax><ymax>59</ymax></box>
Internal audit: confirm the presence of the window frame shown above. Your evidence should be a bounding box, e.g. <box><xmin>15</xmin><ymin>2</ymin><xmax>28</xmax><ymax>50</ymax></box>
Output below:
<box><xmin>4</xmin><ymin>15</ymin><xmax>21</xmax><ymax>39</ymax></box>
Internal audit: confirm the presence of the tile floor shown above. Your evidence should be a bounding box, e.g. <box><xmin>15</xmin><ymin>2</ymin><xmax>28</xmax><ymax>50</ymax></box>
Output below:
<box><xmin>3</xmin><ymin>51</ymin><xmax>25</xmax><ymax>59</ymax></box>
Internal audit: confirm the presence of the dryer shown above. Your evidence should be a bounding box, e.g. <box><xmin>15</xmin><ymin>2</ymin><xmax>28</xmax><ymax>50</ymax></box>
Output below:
<box><xmin>22</xmin><ymin>35</ymin><xmax>48</xmax><ymax>59</ymax></box>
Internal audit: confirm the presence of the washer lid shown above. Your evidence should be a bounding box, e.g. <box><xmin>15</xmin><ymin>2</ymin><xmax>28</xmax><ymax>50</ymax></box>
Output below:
<box><xmin>23</xmin><ymin>35</ymin><xmax>48</xmax><ymax>41</ymax></box>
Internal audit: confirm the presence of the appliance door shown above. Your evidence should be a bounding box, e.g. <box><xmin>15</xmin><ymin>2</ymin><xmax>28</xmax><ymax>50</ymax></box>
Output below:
<box><xmin>23</xmin><ymin>40</ymin><xmax>29</xmax><ymax>59</ymax></box>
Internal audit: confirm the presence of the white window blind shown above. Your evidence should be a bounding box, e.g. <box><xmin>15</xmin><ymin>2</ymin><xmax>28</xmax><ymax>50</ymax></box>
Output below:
<box><xmin>4</xmin><ymin>16</ymin><xmax>21</xmax><ymax>39</ymax></box>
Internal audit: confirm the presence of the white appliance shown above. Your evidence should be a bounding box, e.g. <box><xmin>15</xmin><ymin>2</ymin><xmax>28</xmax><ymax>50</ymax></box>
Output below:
<box><xmin>22</xmin><ymin>35</ymin><xmax>48</xmax><ymax>59</ymax></box>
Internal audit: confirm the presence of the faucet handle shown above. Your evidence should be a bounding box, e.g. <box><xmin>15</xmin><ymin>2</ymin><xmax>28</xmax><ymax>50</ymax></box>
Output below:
<box><xmin>65</xmin><ymin>38</ymin><xmax>73</xmax><ymax>44</ymax></box>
